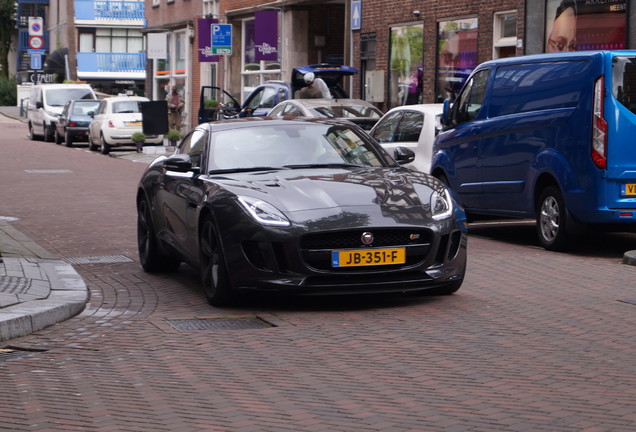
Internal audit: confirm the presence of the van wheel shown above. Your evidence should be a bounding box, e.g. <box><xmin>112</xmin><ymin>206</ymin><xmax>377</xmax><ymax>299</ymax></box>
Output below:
<box><xmin>44</xmin><ymin>125</ymin><xmax>54</xmax><ymax>142</ymax></box>
<box><xmin>27</xmin><ymin>123</ymin><xmax>38</xmax><ymax>141</ymax></box>
<box><xmin>54</xmin><ymin>129</ymin><xmax>63</xmax><ymax>144</ymax></box>
<box><xmin>100</xmin><ymin>134</ymin><xmax>111</xmax><ymax>155</ymax></box>
<box><xmin>536</xmin><ymin>186</ymin><xmax>573</xmax><ymax>251</ymax></box>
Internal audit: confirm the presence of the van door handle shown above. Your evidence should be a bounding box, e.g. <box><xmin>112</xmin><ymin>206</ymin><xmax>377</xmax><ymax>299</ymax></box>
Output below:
<box><xmin>471</xmin><ymin>126</ymin><xmax>481</xmax><ymax>134</ymax></box>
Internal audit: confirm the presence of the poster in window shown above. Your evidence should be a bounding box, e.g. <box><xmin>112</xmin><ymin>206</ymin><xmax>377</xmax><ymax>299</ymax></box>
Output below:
<box><xmin>388</xmin><ymin>24</ymin><xmax>423</xmax><ymax>109</ymax></box>
<box><xmin>545</xmin><ymin>0</ymin><xmax>626</xmax><ymax>53</ymax></box>
<box><xmin>436</xmin><ymin>18</ymin><xmax>478</xmax><ymax>103</ymax></box>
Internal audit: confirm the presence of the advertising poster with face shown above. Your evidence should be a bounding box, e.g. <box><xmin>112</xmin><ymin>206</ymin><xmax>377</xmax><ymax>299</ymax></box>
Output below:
<box><xmin>545</xmin><ymin>0</ymin><xmax>627</xmax><ymax>53</ymax></box>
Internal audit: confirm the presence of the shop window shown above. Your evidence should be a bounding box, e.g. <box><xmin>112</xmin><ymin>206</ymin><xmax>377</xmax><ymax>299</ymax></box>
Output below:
<box><xmin>493</xmin><ymin>11</ymin><xmax>517</xmax><ymax>59</ymax></box>
<box><xmin>388</xmin><ymin>24</ymin><xmax>423</xmax><ymax>109</ymax></box>
<box><xmin>241</xmin><ymin>16</ymin><xmax>281</xmax><ymax>102</ymax></box>
<box><xmin>436</xmin><ymin>17</ymin><xmax>478</xmax><ymax>103</ymax></box>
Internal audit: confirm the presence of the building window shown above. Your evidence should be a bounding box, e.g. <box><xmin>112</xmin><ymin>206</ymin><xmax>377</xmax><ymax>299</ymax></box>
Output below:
<box><xmin>241</xmin><ymin>17</ymin><xmax>281</xmax><ymax>102</ymax></box>
<box><xmin>95</xmin><ymin>29</ymin><xmax>144</xmax><ymax>53</ymax></box>
<box><xmin>544</xmin><ymin>0</ymin><xmax>626</xmax><ymax>53</ymax></box>
<box><xmin>388</xmin><ymin>24</ymin><xmax>423</xmax><ymax>108</ymax></box>
<box><xmin>203</xmin><ymin>0</ymin><xmax>219</xmax><ymax>17</ymax></box>
<box><xmin>493</xmin><ymin>11</ymin><xmax>517</xmax><ymax>59</ymax></box>
<box><xmin>436</xmin><ymin>17</ymin><xmax>478</xmax><ymax>103</ymax></box>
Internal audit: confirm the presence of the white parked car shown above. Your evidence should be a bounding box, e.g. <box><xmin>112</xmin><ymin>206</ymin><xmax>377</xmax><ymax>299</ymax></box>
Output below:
<box><xmin>369</xmin><ymin>104</ymin><xmax>443</xmax><ymax>173</ymax></box>
<box><xmin>267</xmin><ymin>98</ymin><xmax>383</xmax><ymax>130</ymax></box>
<box><xmin>88</xmin><ymin>95</ymin><xmax>163</xmax><ymax>154</ymax></box>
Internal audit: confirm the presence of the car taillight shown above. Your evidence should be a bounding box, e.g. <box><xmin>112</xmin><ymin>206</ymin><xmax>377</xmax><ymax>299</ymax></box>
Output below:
<box><xmin>108</xmin><ymin>120</ymin><xmax>115</xmax><ymax>128</ymax></box>
<box><xmin>592</xmin><ymin>76</ymin><xmax>607</xmax><ymax>170</ymax></box>
<box><xmin>68</xmin><ymin>121</ymin><xmax>77</xmax><ymax>127</ymax></box>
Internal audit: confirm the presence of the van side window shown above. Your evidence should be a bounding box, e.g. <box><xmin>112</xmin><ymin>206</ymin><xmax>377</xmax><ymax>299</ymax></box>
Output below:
<box><xmin>613</xmin><ymin>56</ymin><xmax>636</xmax><ymax>114</ymax></box>
<box><xmin>453</xmin><ymin>70</ymin><xmax>489</xmax><ymax>125</ymax></box>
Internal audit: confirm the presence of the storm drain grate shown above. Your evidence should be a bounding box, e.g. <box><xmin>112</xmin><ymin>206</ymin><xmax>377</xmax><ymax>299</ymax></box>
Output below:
<box><xmin>24</xmin><ymin>169</ymin><xmax>73</xmax><ymax>174</ymax></box>
<box><xmin>0</xmin><ymin>276</ymin><xmax>32</xmax><ymax>294</ymax></box>
<box><xmin>166</xmin><ymin>317</ymin><xmax>275</xmax><ymax>331</ymax></box>
<box><xmin>65</xmin><ymin>255</ymin><xmax>134</xmax><ymax>265</ymax></box>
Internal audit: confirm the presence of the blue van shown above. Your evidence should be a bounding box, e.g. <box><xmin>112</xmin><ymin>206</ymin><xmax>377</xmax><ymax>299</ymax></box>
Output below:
<box><xmin>431</xmin><ymin>51</ymin><xmax>636</xmax><ymax>250</ymax></box>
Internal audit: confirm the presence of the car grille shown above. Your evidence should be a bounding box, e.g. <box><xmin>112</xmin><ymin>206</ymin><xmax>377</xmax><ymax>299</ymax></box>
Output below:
<box><xmin>300</xmin><ymin>228</ymin><xmax>433</xmax><ymax>271</ymax></box>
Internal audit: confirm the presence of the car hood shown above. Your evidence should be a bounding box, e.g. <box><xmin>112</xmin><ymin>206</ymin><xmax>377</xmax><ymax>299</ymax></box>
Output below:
<box><xmin>207</xmin><ymin>167</ymin><xmax>443</xmax><ymax>222</ymax></box>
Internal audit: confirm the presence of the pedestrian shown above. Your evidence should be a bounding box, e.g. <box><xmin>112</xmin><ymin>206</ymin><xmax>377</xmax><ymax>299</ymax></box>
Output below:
<box><xmin>299</xmin><ymin>73</ymin><xmax>323</xmax><ymax>99</ymax></box>
<box><xmin>166</xmin><ymin>86</ymin><xmax>185</xmax><ymax>130</ymax></box>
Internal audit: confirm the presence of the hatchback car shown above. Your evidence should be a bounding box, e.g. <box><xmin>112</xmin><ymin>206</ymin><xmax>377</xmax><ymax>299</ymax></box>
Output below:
<box><xmin>369</xmin><ymin>104</ymin><xmax>444</xmax><ymax>173</ymax></box>
<box><xmin>267</xmin><ymin>98</ymin><xmax>383</xmax><ymax>130</ymax></box>
<box><xmin>88</xmin><ymin>95</ymin><xmax>163</xmax><ymax>154</ymax></box>
<box><xmin>136</xmin><ymin>118</ymin><xmax>467</xmax><ymax>306</ymax></box>
<box><xmin>54</xmin><ymin>99</ymin><xmax>101</xmax><ymax>147</ymax></box>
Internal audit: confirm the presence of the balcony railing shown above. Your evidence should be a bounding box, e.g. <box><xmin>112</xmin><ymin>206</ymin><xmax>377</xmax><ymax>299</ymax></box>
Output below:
<box><xmin>76</xmin><ymin>52</ymin><xmax>146</xmax><ymax>73</ymax></box>
<box><xmin>75</xmin><ymin>0</ymin><xmax>144</xmax><ymax>21</ymax></box>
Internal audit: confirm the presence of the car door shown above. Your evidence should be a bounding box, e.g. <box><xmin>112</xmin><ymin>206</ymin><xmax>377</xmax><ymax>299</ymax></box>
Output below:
<box><xmin>435</xmin><ymin>69</ymin><xmax>490</xmax><ymax>209</ymax></box>
<box><xmin>89</xmin><ymin>100</ymin><xmax>107</xmax><ymax>143</ymax></box>
<box><xmin>57</xmin><ymin>102</ymin><xmax>71</xmax><ymax>138</ymax></box>
<box><xmin>161</xmin><ymin>127</ymin><xmax>208</xmax><ymax>261</ymax></box>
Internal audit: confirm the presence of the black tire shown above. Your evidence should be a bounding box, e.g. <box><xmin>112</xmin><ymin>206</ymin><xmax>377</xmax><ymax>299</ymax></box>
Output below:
<box><xmin>199</xmin><ymin>217</ymin><xmax>235</xmax><ymax>306</ymax></box>
<box><xmin>536</xmin><ymin>185</ymin><xmax>574</xmax><ymax>251</ymax></box>
<box><xmin>88</xmin><ymin>133</ymin><xmax>97</xmax><ymax>151</ymax></box>
<box><xmin>44</xmin><ymin>125</ymin><xmax>54</xmax><ymax>142</ymax></box>
<box><xmin>137</xmin><ymin>197</ymin><xmax>180</xmax><ymax>273</ymax></box>
<box><xmin>54</xmin><ymin>129</ymin><xmax>63</xmax><ymax>144</ymax></box>
<box><xmin>27</xmin><ymin>123</ymin><xmax>38</xmax><ymax>141</ymax></box>
<box><xmin>65</xmin><ymin>131</ymin><xmax>73</xmax><ymax>147</ymax></box>
<box><xmin>100</xmin><ymin>134</ymin><xmax>111</xmax><ymax>155</ymax></box>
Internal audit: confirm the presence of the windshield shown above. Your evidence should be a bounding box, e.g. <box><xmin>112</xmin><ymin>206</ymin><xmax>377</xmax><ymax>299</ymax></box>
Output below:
<box><xmin>612</xmin><ymin>56</ymin><xmax>636</xmax><ymax>115</ymax></box>
<box><xmin>209</xmin><ymin>122</ymin><xmax>393</xmax><ymax>171</ymax></box>
<box><xmin>313</xmin><ymin>104</ymin><xmax>382</xmax><ymax>119</ymax></box>
<box><xmin>45</xmin><ymin>88</ymin><xmax>95</xmax><ymax>106</ymax></box>
<box><xmin>71</xmin><ymin>101</ymin><xmax>100</xmax><ymax>116</ymax></box>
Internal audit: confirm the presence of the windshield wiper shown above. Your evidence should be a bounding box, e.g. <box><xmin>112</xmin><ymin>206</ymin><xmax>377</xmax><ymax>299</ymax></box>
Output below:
<box><xmin>208</xmin><ymin>166</ymin><xmax>289</xmax><ymax>174</ymax></box>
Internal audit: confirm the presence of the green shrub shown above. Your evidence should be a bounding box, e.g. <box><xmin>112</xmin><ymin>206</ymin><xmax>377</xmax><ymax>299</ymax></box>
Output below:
<box><xmin>204</xmin><ymin>99</ymin><xmax>219</xmax><ymax>108</ymax></box>
<box><xmin>131</xmin><ymin>132</ymin><xmax>146</xmax><ymax>143</ymax></box>
<box><xmin>0</xmin><ymin>78</ymin><xmax>17</xmax><ymax>106</ymax></box>
<box><xmin>166</xmin><ymin>129</ymin><xmax>181</xmax><ymax>141</ymax></box>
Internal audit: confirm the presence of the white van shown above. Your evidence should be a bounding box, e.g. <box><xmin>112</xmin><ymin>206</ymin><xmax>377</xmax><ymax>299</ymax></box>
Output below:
<box><xmin>27</xmin><ymin>84</ymin><xmax>96</xmax><ymax>142</ymax></box>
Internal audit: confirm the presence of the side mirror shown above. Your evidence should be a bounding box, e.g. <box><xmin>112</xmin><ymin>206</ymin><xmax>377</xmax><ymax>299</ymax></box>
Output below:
<box><xmin>87</xmin><ymin>111</ymin><xmax>94</xmax><ymax>117</ymax></box>
<box><xmin>393</xmin><ymin>146</ymin><xmax>415</xmax><ymax>165</ymax></box>
<box><xmin>440</xmin><ymin>99</ymin><xmax>451</xmax><ymax>127</ymax></box>
<box><xmin>36</xmin><ymin>101</ymin><xmax>43</xmax><ymax>109</ymax></box>
<box><xmin>165</xmin><ymin>154</ymin><xmax>199</xmax><ymax>174</ymax></box>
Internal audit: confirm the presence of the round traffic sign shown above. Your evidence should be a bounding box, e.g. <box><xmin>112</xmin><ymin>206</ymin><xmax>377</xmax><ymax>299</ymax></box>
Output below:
<box><xmin>28</xmin><ymin>36</ymin><xmax>44</xmax><ymax>50</ymax></box>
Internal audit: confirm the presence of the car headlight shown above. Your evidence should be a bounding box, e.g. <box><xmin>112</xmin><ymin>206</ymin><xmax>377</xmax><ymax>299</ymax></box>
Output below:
<box><xmin>431</xmin><ymin>187</ymin><xmax>453</xmax><ymax>220</ymax></box>
<box><xmin>238</xmin><ymin>196</ymin><xmax>291</xmax><ymax>227</ymax></box>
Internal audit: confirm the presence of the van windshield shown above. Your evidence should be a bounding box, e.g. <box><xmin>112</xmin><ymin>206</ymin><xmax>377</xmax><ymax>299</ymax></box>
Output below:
<box><xmin>612</xmin><ymin>56</ymin><xmax>636</xmax><ymax>114</ymax></box>
<box><xmin>46</xmin><ymin>88</ymin><xmax>94</xmax><ymax>106</ymax></box>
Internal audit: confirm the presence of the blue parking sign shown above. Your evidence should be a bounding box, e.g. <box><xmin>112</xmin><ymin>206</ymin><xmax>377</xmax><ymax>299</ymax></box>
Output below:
<box><xmin>211</xmin><ymin>24</ymin><xmax>232</xmax><ymax>55</ymax></box>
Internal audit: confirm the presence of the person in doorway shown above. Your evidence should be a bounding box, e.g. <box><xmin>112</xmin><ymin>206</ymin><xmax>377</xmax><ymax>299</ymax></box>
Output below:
<box><xmin>299</xmin><ymin>73</ymin><xmax>323</xmax><ymax>99</ymax></box>
<box><xmin>546</xmin><ymin>0</ymin><xmax>577</xmax><ymax>53</ymax></box>
<box><xmin>166</xmin><ymin>86</ymin><xmax>185</xmax><ymax>130</ymax></box>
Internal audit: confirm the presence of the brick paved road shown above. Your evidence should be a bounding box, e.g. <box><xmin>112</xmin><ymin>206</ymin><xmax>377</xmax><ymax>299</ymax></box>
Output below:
<box><xmin>2</xmin><ymin>114</ymin><xmax>636</xmax><ymax>431</ymax></box>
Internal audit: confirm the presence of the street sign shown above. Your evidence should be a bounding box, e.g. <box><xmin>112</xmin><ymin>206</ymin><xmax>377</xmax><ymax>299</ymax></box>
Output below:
<box><xmin>351</xmin><ymin>1</ymin><xmax>361</xmax><ymax>31</ymax></box>
<box><xmin>27</xmin><ymin>49</ymin><xmax>45</xmax><ymax>55</ymax></box>
<box><xmin>30</xmin><ymin>54</ymin><xmax>42</xmax><ymax>70</ymax></box>
<box><xmin>28</xmin><ymin>17</ymin><xmax>43</xmax><ymax>36</ymax></box>
<box><xmin>211</xmin><ymin>24</ymin><xmax>232</xmax><ymax>55</ymax></box>
<box><xmin>28</xmin><ymin>35</ymin><xmax>44</xmax><ymax>50</ymax></box>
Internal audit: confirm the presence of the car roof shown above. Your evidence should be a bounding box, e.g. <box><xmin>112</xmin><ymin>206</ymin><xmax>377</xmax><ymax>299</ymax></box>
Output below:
<box><xmin>285</xmin><ymin>98</ymin><xmax>378</xmax><ymax>108</ymax></box>
<box><xmin>201</xmin><ymin>117</ymin><xmax>357</xmax><ymax>131</ymax></box>
<box><xmin>103</xmin><ymin>95</ymin><xmax>149</xmax><ymax>103</ymax></box>
<box><xmin>384</xmin><ymin>103</ymin><xmax>444</xmax><ymax>115</ymax></box>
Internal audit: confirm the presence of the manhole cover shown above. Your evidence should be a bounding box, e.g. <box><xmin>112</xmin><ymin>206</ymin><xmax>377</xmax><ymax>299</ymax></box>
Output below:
<box><xmin>65</xmin><ymin>255</ymin><xmax>133</xmax><ymax>265</ymax></box>
<box><xmin>0</xmin><ymin>276</ymin><xmax>32</xmax><ymax>294</ymax></box>
<box><xmin>166</xmin><ymin>317</ymin><xmax>275</xmax><ymax>331</ymax></box>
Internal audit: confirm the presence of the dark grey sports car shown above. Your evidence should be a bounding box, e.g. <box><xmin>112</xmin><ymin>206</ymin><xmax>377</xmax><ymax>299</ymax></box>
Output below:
<box><xmin>136</xmin><ymin>118</ymin><xmax>467</xmax><ymax>306</ymax></box>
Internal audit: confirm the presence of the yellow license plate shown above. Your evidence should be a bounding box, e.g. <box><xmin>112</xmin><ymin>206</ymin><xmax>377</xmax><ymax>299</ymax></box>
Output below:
<box><xmin>126</xmin><ymin>121</ymin><xmax>142</xmax><ymax>127</ymax></box>
<box><xmin>621</xmin><ymin>184</ymin><xmax>636</xmax><ymax>196</ymax></box>
<box><xmin>331</xmin><ymin>248</ymin><xmax>405</xmax><ymax>267</ymax></box>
